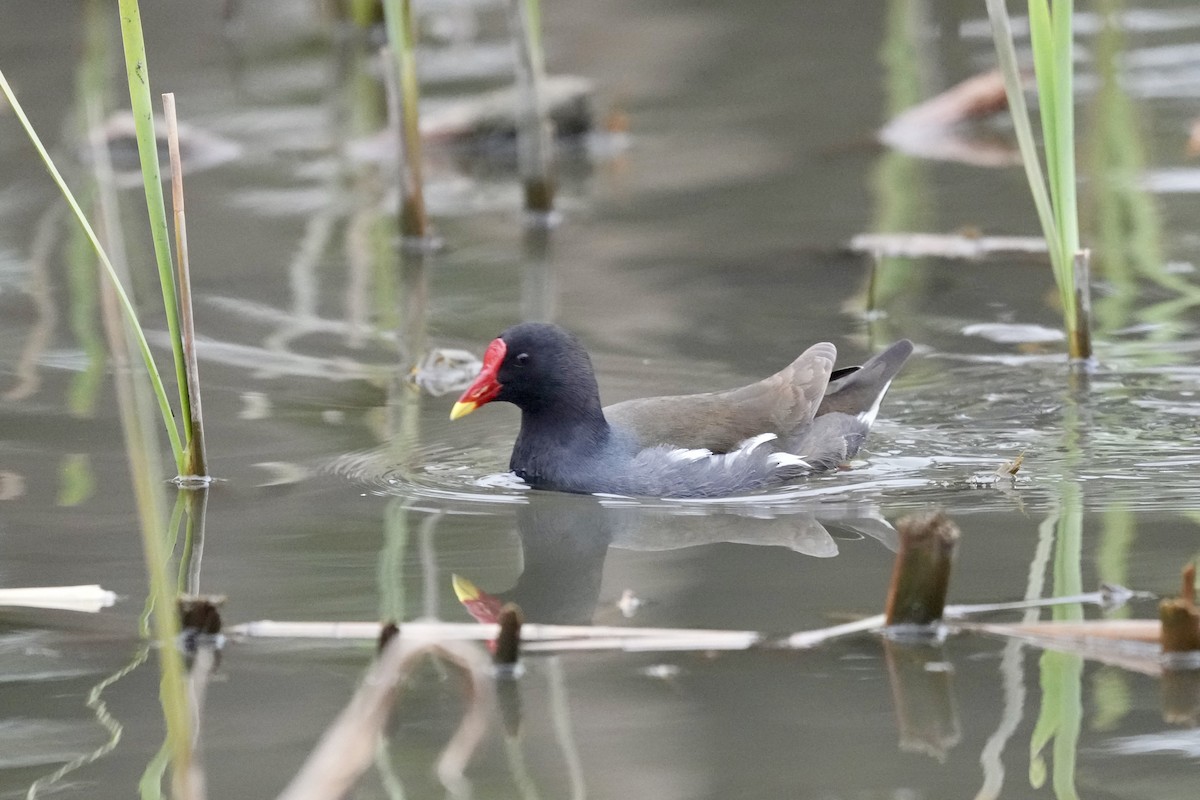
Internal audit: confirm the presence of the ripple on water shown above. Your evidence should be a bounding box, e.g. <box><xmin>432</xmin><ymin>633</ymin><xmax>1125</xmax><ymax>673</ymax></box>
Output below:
<box><xmin>883</xmin><ymin>346</ymin><xmax>1200</xmax><ymax>512</ymax></box>
<box><xmin>325</xmin><ymin>438</ymin><xmax>529</xmax><ymax>511</ymax></box>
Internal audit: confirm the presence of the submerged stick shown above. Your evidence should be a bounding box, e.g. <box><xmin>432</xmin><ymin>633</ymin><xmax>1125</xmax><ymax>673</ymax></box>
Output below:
<box><xmin>885</xmin><ymin>513</ymin><xmax>960</xmax><ymax>628</ymax></box>
<box><xmin>185</xmin><ymin>645</ymin><xmax>216</xmax><ymax>800</ymax></box>
<box><xmin>276</xmin><ymin>638</ymin><xmax>493</xmax><ymax>800</ymax></box>
<box><xmin>163</xmin><ymin>93</ymin><xmax>209</xmax><ymax>480</ymax></box>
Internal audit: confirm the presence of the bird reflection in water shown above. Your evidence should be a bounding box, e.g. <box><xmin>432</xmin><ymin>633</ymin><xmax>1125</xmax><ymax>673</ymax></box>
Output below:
<box><xmin>454</xmin><ymin>492</ymin><xmax>900</xmax><ymax>626</ymax></box>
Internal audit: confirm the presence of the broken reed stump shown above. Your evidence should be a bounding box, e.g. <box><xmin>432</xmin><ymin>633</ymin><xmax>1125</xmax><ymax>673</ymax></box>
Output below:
<box><xmin>885</xmin><ymin>512</ymin><xmax>960</xmax><ymax>629</ymax></box>
<box><xmin>377</xmin><ymin>621</ymin><xmax>400</xmax><ymax>653</ymax></box>
<box><xmin>1068</xmin><ymin>249</ymin><xmax>1094</xmax><ymax>365</ymax></box>
<box><xmin>1161</xmin><ymin>565</ymin><xmax>1200</xmax><ymax>724</ymax></box>
<box><xmin>178</xmin><ymin>595</ymin><xmax>223</xmax><ymax>636</ymax></box>
<box><xmin>1160</xmin><ymin>563</ymin><xmax>1200</xmax><ymax>655</ymax></box>
<box><xmin>178</xmin><ymin>595</ymin><xmax>224</xmax><ymax>671</ymax></box>
<box><xmin>495</xmin><ymin>603</ymin><xmax>524</xmax><ymax>669</ymax></box>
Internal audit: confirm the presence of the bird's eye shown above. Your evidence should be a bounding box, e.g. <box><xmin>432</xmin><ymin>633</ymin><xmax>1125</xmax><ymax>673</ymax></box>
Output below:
<box><xmin>514</xmin><ymin>353</ymin><xmax>530</xmax><ymax>367</ymax></box>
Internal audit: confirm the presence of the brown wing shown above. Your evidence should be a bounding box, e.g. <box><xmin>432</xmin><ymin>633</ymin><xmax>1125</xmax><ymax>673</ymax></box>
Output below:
<box><xmin>604</xmin><ymin>342</ymin><xmax>837</xmax><ymax>452</ymax></box>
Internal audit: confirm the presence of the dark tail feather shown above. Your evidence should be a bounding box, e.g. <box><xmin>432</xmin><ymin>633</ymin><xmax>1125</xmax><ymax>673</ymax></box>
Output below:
<box><xmin>789</xmin><ymin>339</ymin><xmax>913</xmax><ymax>469</ymax></box>
<box><xmin>816</xmin><ymin>339</ymin><xmax>913</xmax><ymax>420</ymax></box>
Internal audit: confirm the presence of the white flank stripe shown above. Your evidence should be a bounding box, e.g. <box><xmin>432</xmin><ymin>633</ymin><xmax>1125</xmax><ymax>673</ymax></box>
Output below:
<box><xmin>666</xmin><ymin>433</ymin><xmax>790</xmax><ymax>470</ymax></box>
<box><xmin>668</xmin><ymin>447</ymin><xmax>713</xmax><ymax>463</ymax></box>
<box><xmin>737</xmin><ymin>433</ymin><xmax>778</xmax><ymax>450</ymax></box>
<box><xmin>768</xmin><ymin>453</ymin><xmax>810</xmax><ymax>469</ymax></box>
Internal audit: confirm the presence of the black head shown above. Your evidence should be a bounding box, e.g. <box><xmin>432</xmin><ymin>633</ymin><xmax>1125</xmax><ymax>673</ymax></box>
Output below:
<box><xmin>451</xmin><ymin>323</ymin><xmax>603</xmax><ymax>418</ymax></box>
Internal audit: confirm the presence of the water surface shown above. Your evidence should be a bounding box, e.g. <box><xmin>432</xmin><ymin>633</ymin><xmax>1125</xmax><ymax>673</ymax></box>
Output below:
<box><xmin>3</xmin><ymin>0</ymin><xmax>1200</xmax><ymax>798</ymax></box>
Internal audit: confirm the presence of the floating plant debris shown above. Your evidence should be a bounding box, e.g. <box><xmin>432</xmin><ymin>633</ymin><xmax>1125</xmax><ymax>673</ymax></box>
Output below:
<box><xmin>82</xmin><ymin>111</ymin><xmax>240</xmax><ymax>186</ymax></box>
<box><xmin>410</xmin><ymin>348</ymin><xmax>482</xmax><ymax>396</ymax></box>
<box><xmin>879</xmin><ymin>69</ymin><xmax>1021</xmax><ymax>167</ymax></box>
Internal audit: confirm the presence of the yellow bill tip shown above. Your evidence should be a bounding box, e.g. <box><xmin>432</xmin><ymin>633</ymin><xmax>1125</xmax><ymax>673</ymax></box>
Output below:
<box><xmin>449</xmin><ymin>401</ymin><xmax>477</xmax><ymax>421</ymax></box>
<box><xmin>451</xmin><ymin>573</ymin><xmax>481</xmax><ymax>602</ymax></box>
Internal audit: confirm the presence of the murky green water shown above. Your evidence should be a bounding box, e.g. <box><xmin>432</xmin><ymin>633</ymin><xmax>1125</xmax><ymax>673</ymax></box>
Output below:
<box><xmin>3</xmin><ymin>0</ymin><xmax>1200</xmax><ymax>797</ymax></box>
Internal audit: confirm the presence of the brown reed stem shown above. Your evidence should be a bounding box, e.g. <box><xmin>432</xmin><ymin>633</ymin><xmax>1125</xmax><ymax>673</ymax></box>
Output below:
<box><xmin>1068</xmin><ymin>248</ymin><xmax>1093</xmax><ymax>363</ymax></box>
<box><xmin>162</xmin><ymin>93</ymin><xmax>208</xmax><ymax>479</ymax></box>
<box><xmin>381</xmin><ymin>2</ymin><xmax>430</xmax><ymax>240</ymax></box>
<box><xmin>505</xmin><ymin>0</ymin><xmax>556</xmax><ymax>218</ymax></box>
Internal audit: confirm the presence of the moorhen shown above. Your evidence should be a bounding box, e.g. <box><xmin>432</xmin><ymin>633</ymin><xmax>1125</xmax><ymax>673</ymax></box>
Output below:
<box><xmin>451</xmin><ymin>322</ymin><xmax>912</xmax><ymax>498</ymax></box>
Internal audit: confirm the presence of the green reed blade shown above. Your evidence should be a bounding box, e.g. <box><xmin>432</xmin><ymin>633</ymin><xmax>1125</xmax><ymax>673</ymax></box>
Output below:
<box><xmin>984</xmin><ymin>1</ymin><xmax>1060</xmax><ymax>252</ymax></box>
<box><xmin>116</xmin><ymin>0</ymin><xmax>194</xmax><ymax>463</ymax></box>
<box><xmin>1028</xmin><ymin>1</ymin><xmax>1059</xmax><ymax>218</ymax></box>
<box><xmin>987</xmin><ymin>0</ymin><xmax>1085</xmax><ymax>355</ymax></box>
<box><xmin>1050</xmin><ymin>0</ymin><xmax>1080</xmax><ymax>274</ymax></box>
<box><xmin>1032</xmin><ymin>0</ymin><xmax>1081</xmax><ymax>338</ymax></box>
<box><xmin>0</xmin><ymin>68</ymin><xmax>185</xmax><ymax>471</ymax></box>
